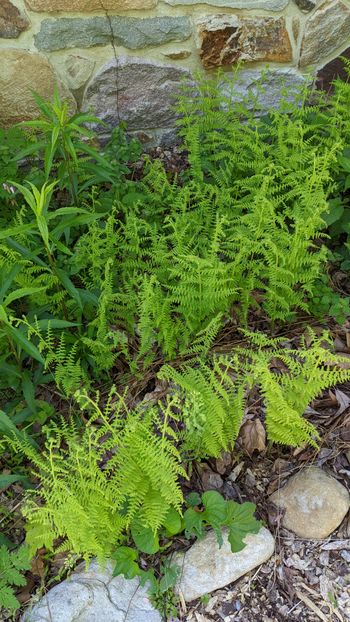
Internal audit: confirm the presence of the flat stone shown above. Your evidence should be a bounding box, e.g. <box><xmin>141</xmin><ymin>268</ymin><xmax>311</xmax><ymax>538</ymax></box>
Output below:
<box><xmin>174</xmin><ymin>527</ymin><xmax>274</xmax><ymax>602</ymax></box>
<box><xmin>83</xmin><ymin>56</ymin><xmax>191</xmax><ymax>134</ymax></box>
<box><xmin>35</xmin><ymin>16</ymin><xmax>191</xmax><ymax>52</ymax></box>
<box><xmin>316</xmin><ymin>46</ymin><xmax>350</xmax><ymax>92</ymax></box>
<box><xmin>65</xmin><ymin>55</ymin><xmax>95</xmax><ymax>92</ymax></box>
<box><xmin>294</xmin><ymin>0</ymin><xmax>318</xmax><ymax>11</ymax></box>
<box><xmin>22</xmin><ymin>559</ymin><xmax>161</xmax><ymax>622</ymax></box>
<box><xmin>25</xmin><ymin>0</ymin><xmax>156</xmax><ymax>10</ymax></box>
<box><xmin>196</xmin><ymin>15</ymin><xmax>292</xmax><ymax>69</ymax></box>
<box><xmin>300</xmin><ymin>0</ymin><xmax>350</xmax><ymax>67</ymax></box>
<box><xmin>222</xmin><ymin>68</ymin><xmax>308</xmax><ymax>109</ymax></box>
<box><xmin>165</xmin><ymin>0</ymin><xmax>288</xmax><ymax>8</ymax></box>
<box><xmin>0</xmin><ymin>50</ymin><xmax>74</xmax><ymax>127</ymax></box>
<box><xmin>270</xmin><ymin>467</ymin><xmax>350</xmax><ymax>539</ymax></box>
<box><xmin>0</xmin><ymin>0</ymin><xmax>29</xmax><ymax>38</ymax></box>
<box><xmin>162</xmin><ymin>50</ymin><xmax>191</xmax><ymax>59</ymax></box>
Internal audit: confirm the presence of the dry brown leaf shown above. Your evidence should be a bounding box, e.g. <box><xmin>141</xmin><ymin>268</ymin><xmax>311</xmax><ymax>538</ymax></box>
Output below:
<box><xmin>198</xmin><ymin>465</ymin><xmax>223</xmax><ymax>491</ymax></box>
<box><xmin>30</xmin><ymin>550</ymin><xmax>45</xmax><ymax>579</ymax></box>
<box><xmin>346</xmin><ymin>331</ymin><xmax>350</xmax><ymax>349</ymax></box>
<box><xmin>239</xmin><ymin>418</ymin><xmax>266</xmax><ymax>455</ymax></box>
<box><xmin>15</xmin><ymin>587</ymin><xmax>33</xmax><ymax>606</ymax></box>
<box><xmin>292</xmin><ymin>442</ymin><xmax>309</xmax><ymax>457</ymax></box>
<box><xmin>334</xmin><ymin>389</ymin><xmax>350</xmax><ymax>415</ymax></box>
<box><xmin>333</xmin><ymin>336</ymin><xmax>349</xmax><ymax>352</ymax></box>
<box><xmin>273</xmin><ymin>458</ymin><xmax>291</xmax><ymax>473</ymax></box>
<box><xmin>333</xmin><ymin>353</ymin><xmax>350</xmax><ymax>370</ymax></box>
<box><xmin>215</xmin><ymin>451</ymin><xmax>232</xmax><ymax>475</ymax></box>
<box><xmin>267</xmin><ymin>501</ymin><xmax>285</xmax><ymax>527</ymax></box>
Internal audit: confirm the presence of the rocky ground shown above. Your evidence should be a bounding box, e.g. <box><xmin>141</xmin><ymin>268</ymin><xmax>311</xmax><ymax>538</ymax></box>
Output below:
<box><xmin>183</xmin><ymin>458</ymin><xmax>350</xmax><ymax>622</ymax></box>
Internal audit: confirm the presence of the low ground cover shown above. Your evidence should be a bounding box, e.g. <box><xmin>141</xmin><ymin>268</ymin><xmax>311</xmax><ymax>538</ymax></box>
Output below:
<box><xmin>1</xmin><ymin>65</ymin><xmax>350</xmax><ymax>620</ymax></box>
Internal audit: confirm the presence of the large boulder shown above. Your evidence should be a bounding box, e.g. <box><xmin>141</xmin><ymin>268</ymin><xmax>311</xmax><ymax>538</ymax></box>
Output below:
<box><xmin>0</xmin><ymin>0</ymin><xmax>29</xmax><ymax>38</ymax></box>
<box><xmin>82</xmin><ymin>56</ymin><xmax>191</xmax><ymax>141</ymax></box>
<box><xmin>300</xmin><ymin>0</ymin><xmax>350</xmax><ymax>67</ymax></box>
<box><xmin>195</xmin><ymin>14</ymin><xmax>292</xmax><ymax>69</ymax></box>
<box><xmin>165</xmin><ymin>0</ymin><xmax>288</xmax><ymax>7</ymax></box>
<box><xmin>34</xmin><ymin>15</ymin><xmax>191</xmax><ymax>52</ymax></box>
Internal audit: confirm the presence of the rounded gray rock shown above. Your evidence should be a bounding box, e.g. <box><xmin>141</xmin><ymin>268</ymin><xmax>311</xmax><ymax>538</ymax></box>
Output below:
<box><xmin>174</xmin><ymin>527</ymin><xmax>275</xmax><ymax>602</ymax></box>
<box><xmin>22</xmin><ymin>560</ymin><xmax>161</xmax><ymax>622</ymax></box>
<box><xmin>270</xmin><ymin>466</ymin><xmax>350</xmax><ymax>539</ymax></box>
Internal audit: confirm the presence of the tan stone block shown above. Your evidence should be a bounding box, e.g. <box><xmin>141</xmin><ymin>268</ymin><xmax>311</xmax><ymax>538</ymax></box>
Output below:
<box><xmin>24</xmin><ymin>0</ymin><xmax>156</xmax><ymax>11</ymax></box>
<box><xmin>162</xmin><ymin>50</ymin><xmax>191</xmax><ymax>60</ymax></box>
<box><xmin>196</xmin><ymin>15</ymin><xmax>292</xmax><ymax>70</ymax></box>
<box><xmin>300</xmin><ymin>0</ymin><xmax>350</xmax><ymax>67</ymax></box>
<box><xmin>0</xmin><ymin>49</ymin><xmax>74</xmax><ymax>127</ymax></box>
<box><xmin>65</xmin><ymin>55</ymin><xmax>95</xmax><ymax>91</ymax></box>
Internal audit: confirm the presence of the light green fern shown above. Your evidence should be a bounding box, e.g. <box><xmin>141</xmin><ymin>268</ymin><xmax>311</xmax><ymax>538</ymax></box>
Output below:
<box><xmin>0</xmin><ymin>544</ymin><xmax>30</xmax><ymax>614</ymax></box>
<box><xmin>160</xmin><ymin>330</ymin><xmax>350</xmax><ymax>455</ymax></box>
<box><xmin>16</xmin><ymin>390</ymin><xmax>186</xmax><ymax>564</ymax></box>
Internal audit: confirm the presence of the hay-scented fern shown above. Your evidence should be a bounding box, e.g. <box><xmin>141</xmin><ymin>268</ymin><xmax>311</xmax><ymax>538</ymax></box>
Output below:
<box><xmin>160</xmin><ymin>330</ymin><xmax>350</xmax><ymax>456</ymax></box>
<box><xmin>15</xmin><ymin>390</ymin><xmax>186</xmax><ymax>564</ymax></box>
<box><xmin>1</xmin><ymin>71</ymin><xmax>349</xmax><ymax>413</ymax></box>
<box><xmin>0</xmin><ymin>544</ymin><xmax>30</xmax><ymax>615</ymax></box>
<box><xmin>12</xmin><ymin>331</ymin><xmax>350</xmax><ymax>566</ymax></box>
<box><xmin>2</xmin><ymin>71</ymin><xmax>350</xmax><ymax>616</ymax></box>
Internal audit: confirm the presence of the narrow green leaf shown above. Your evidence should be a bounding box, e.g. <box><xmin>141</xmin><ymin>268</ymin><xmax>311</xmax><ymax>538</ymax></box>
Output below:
<box><xmin>0</xmin><ymin>474</ymin><xmax>29</xmax><ymax>489</ymax></box>
<box><xmin>55</xmin><ymin>269</ymin><xmax>83</xmax><ymax>310</ymax></box>
<box><xmin>0</xmin><ymin>224</ymin><xmax>35</xmax><ymax>240</ymax></box>
<box><xmin>3</xmin><ymin>287</ymin><xmax>45</xmax><ymax>308</ymax></box>
<box><xmin>21</xmin><ymin>371</ymin><xmax>37</xmax><ymax>414</ymax></box>
<box><xmin>3</xmin><ymin>324</ymin><xmax>45</xmax><ymax>364</ymax></box>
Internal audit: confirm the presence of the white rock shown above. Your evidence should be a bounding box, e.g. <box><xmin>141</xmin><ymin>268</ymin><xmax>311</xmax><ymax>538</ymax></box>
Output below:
<box><xmin>22</xmin><ymin>560</ymin><xmax>161</xmax><ymax>622</ymax></box>
<box><xmin>174</xmin><ymin>527</ymin><xmax>275</xmax><ymax>602</ymax></box>
<box><xmin>270</xmin><ymin>467</ymin><xmax>350</xmax><ymax>539</ymax></box>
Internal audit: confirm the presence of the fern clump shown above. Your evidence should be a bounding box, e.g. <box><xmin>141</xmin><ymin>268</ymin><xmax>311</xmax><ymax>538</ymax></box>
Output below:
<box><xmin>16</xmin><ymin>390</ymin><xmax>186</xmax><ymax>563</ymax></box>
<box><xmin>13</xmin><ymin>330</ymin><xmax>350</xmax><ymax>565</ymax></box>
<box><xmin>160</xmin><ymin>330</ymin><xmax>350</xmax><ymax>456</ymax></box>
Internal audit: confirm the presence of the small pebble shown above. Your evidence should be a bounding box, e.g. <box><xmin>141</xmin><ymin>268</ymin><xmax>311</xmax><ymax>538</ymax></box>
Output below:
<box><xmin>341</xmin><ymin>550</ymin><xmax>350</xmax><ymax>562</ymax></box>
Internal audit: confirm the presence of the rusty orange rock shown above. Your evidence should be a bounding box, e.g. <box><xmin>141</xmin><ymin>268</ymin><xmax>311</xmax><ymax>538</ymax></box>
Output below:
<box><xmin>196</xmin><ymin>15</ymin><xmax>292</xmax><ymax>70</ymax></box>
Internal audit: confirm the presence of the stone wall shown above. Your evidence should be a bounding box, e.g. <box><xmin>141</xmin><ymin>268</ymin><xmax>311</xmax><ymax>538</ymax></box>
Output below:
<box><xmin>1</xmin><ymin>0</ymin><xmax>350</xmax><ymax>146</ymax></box>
